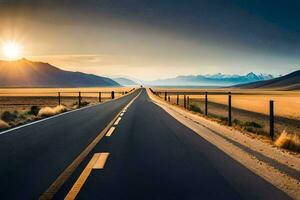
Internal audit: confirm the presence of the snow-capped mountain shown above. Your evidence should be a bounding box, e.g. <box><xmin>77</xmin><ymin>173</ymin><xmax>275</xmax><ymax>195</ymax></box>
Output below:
<box><xmin>141</xmin><ymin>72</ymin><xmax>274</xmax><ymax>86</ymax></box>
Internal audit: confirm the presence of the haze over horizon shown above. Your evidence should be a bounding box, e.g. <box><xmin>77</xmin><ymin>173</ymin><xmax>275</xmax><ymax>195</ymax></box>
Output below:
<box><xmin>0</xmin><ymin>0</ymin><xmax>299</xmax><ymax>81</ymax></box>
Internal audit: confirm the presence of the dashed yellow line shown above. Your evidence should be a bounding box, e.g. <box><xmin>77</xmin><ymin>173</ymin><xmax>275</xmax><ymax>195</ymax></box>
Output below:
<box><xmin>64</xmin><ymin>153</ymin><xmax>109</xmax><ymax>200</ymax></box>
<box><xmin>93</xmin><ymin>153</ymin><xmax>110</xmax><ymax>169</ymax></box>
<box><xmin>114</xmin><ymin>117</ymin><xmax>122</xmax><ymax>125</ymax></box>
<box><xmin>106</xmin><ymin>127</ymin><xmax>116</xmax><ymax>137</ymax></box>
<box><xmin>39</xmin><ymin>90</ymin><xmax>142</xmax><ymax>200</ymax></box>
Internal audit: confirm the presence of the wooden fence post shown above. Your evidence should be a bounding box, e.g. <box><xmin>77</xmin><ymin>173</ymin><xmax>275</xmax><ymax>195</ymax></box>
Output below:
<box><xmin>111</xmin><ymin>91</ymin><xmax>115</xmax><ymax>99</ymax></box>
<box><xmin>58</xmin><ymin>92</ymin><xmax>61</xmax><ymax>105</ymax></box>
<box><xmin>78</xmin><ymin>92</ymin><xmax>81</xmax><ymax>107</ymax></box>
<box><xmin>99</xmin><ymin>92</ymin><xmax>101</xmax><ymax>102</ymax></box>
<box><xmin>187</xmin><ymin>96</ymin><xmax>190</xmax><ymax>109</ymax></box>
<box><xmin>228</xmin><ymin>92</ymin><xmax>232</xmax><ymax>126</ymax></box>
<box><xmin>270</xmin><ymin>100</ymin><xmax>274</xmax><ymax>140</ymax></box>
<box><xmin>184</xmin><ymin>95</ymin><xmax>186</xmax><ymax>109</ymax></box>
<box><xmin>165</xmin><ymin>92</ymin><xmax>167</xmax><ymax>101</ymax></box>
<box><xmin>177</xmin><ymin>93</ymin><xmax>179</xmax><ymax>105</ymax></box>
<box><xmin>205</xmin><ymin>92</ymin><xmax>208</xmax><ymax>116</ymax></box>
<box><xmin>168</xmin><ymin>96</ymin><xmax>170</xmax><ymax>102</ymax></box>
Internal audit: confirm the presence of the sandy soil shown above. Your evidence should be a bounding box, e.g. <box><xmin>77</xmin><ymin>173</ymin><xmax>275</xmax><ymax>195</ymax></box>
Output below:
<box><xmin>147</xmin><ymin>88</ymin><xmax>300</xmax><ymax>199</ymax></box>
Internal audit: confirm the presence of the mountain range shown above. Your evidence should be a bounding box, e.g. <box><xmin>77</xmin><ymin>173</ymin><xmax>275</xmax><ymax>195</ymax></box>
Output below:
<box><xmin>112</xmin><ymin>78</ymin><xmax>137</xmax><ymax>86</ymax></box>
<box><xmin>1</xmin><ymin>58</ymin><xmax>298</xmax><ymax>90</ymax></box>
<box><xmin>235</xmin><ymin>70</ymin><xmax>300</xmax><ymax>90</ymax></box>
<box><xmin>141</xmin><ymin>72</ymin><xmax>274</xmax><ymax>86</ymax></box>
<box><xmin>0</xmin><ymin>58</ymin><xmax>120</xmax><ymax>87</ymax></box>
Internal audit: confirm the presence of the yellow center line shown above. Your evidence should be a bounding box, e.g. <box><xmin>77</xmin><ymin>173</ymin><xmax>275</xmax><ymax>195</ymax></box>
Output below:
<box><xmin>113</xmin><ymin>117</ymin><xmax>122</xmax><ymax>125</ymax></box>
<box><xmin>105</xmin><ymin>127</ymin><xmax>115</xmax><ymax>137</ymax></box>
<box><xmin>64</xmin><ymin>153</ymin><xmax>109</xmax><ymax>200</ymax></box>
<box><xmin>39</xmin><ymin>90</ymin><xmax>142</xmax><ymax>200</ymax></box>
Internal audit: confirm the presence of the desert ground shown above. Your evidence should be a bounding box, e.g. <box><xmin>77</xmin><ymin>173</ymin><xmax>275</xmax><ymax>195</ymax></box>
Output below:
<box><xmin>153</xmin><ymin>88</ymin><xmax>300</xmax><ymax>137</ymax></box>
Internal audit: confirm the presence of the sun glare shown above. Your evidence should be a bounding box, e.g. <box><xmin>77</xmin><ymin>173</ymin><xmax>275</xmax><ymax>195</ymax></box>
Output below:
<box><xmin>2</xmin><ymin>42</ymin><xmax>22</xmax><ymax>60</ymax></box>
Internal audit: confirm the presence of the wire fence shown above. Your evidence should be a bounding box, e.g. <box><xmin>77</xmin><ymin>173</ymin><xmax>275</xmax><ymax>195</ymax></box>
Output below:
<box><xmin>151</xmin><ymin>89</ymin><xmax>300</xmax><ymax>140</ymax></box>
<box><xmin>0</xmin><ymin>88</ymin><xmax>135</xmax><ymax>113</ymax></box>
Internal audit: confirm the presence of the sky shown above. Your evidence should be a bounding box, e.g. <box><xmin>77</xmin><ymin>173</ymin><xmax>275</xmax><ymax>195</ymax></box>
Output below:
<box><xmin>0</xmin><ymin>0</ymin><xmax>299</xmax><ymax>80</ymax></box>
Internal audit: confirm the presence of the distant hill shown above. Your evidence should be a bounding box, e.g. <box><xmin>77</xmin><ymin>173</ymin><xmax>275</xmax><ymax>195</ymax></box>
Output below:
<box><xmin>0</xmin><ymin>58</ymin><xmax>120</xmax><ymax>87</ymax></box>
<box><xmin>235</xmin><ymin>70</ymin><xmax>300</xmax><ymax>90</ymax></box>
<box><xmin>144</xmin><ymin>72</ymin><xmax>273</xmax><ymax>86</ymax></box>
<box><xmin>112</xmin><ymin>78</ymin><xmax>137</xmax><ymax>86</ymax></box>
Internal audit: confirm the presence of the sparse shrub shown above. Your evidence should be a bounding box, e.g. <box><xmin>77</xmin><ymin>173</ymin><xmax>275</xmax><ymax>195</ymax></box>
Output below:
<box><xmin>72</xmin><ymin>101</ymin><xmax>90</xmax><ymax>108</ymax></box>
<box><xmin>189</xmin><ymin>102</ymin><xmax>202</xmax><ymax>113</ymax></box>
<box><xmin>275</xmin><ymin>130</ymin><xmax>300</xmax><ymax>152</ymax></box>
<box><xmin>244</xmin><ymin>121</ymin><xmax>263</xmax><ymax>128</ymax></box>
<box><xmin>244</xmin><ymin>126</ymin><xmax>255</xmax><ymax>133</ymax></box>
<box><xmin>243</xmin><ymin>124</ymin><xmax>267</xmax><ymax>135</ymax></box>
<box><xmin>1</xmin><ymin>111</ymin><xmax>17</xmax><ymax>122</ymax></box>
<box><xmin>38</xmin><ymin>105</ymin><xmax>67</xmax><ymax>117</ymax></box>
<box><xmin>233</xmin><ymin>119</ymin><xmax>242</xmax><ymax>125</ymax></box>
<box><xmin>0</xmin><ymin>120</ymin><xmax>10</xmax><ymax>130</ymax></box>
<box><xmin>208</xmin><ymin>113</ymin><xmax>218</xmax><ymax>118</ymax></box>
<box><xmin>27</xmin><ymin>106</ymin><xmax>40</xmax><ymax>116</ymax></box>
<box><xmin>219</xmin><ymin>116</ymin><xmax>228</xmax><ymax>122</ymax></box>
<box><xmin>19</xmin><ymin>113</ymin><xmax>27</xmax><ymax>120</ymax></box>
<box><xmin>80</xmin><ymin>101</ymin><xmax>90</xmax><ymax>107</ymax></box>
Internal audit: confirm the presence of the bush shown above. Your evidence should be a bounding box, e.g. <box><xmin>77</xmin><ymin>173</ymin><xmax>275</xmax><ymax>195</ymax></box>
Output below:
<box><xmin>275</xmin><ymin>131</ymin><xmax>300</xmax><ymax>152</ymax></box>
<box><xmin>38</xmin><ymin>105</ymin><xmax>67</xmax><ymax>117</ymax></box>
<box><xmin>244</xmin><ymin>121</ymin><xmax>263</xmax><ymax>128</ymax></box>
<box><xmin>27</xmin><ymin>106</ymin><xmax>40</xmax><ymax>116</ymax></box>
<box><xmin>19</xmin><ymin>113</ymin><xmax>27</xmax><ymax>120</ymax></box>
<box><xmin>244</xmin><ymin>126</ymin><xmax>255</xmax><ymax>133</ymax></box>
<box><xmin>233</xmin><ymin>119</ymin><xmax>242</xmax><ymax>125</ymax></box>
<box><xmin>1</xmin><ymin>111</ymin><xmax>17</xmax><ymax>122</ymax></box>
<box><xmin>0</xmin><ymin>120</ymin><xmax>10</xmax><ymax>130</ymax></box>
<box><xmin>72</xmin><ymin>101</ymin><xmax>90</xmax><ymax>108</ymax></box>
<box><xmin>219</xmin><ymin>116</ymin><xmax>228</xmax><ymax>122</ymax></box>
<box><xmin>80</xmin><ymin>101</ymin><xmax>90</xmax><ymax>107</ymax></box>
<box><xmin>189</xmin><ymin>102</ymin><xmax>202</xmax><ymax>113</ymax></box>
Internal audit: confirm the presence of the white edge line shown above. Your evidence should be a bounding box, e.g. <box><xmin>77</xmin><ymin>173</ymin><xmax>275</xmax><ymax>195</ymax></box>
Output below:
<box><xmin>0</xmin><ymin>89</ymin><xmax>138</xmax><ymax>135</ymax></box>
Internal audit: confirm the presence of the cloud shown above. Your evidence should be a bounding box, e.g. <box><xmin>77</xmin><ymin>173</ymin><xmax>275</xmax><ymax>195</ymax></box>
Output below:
<box><xmin>28</xmin><ymin>54</ymin><xmax>136</xmax><ymax>67</ymax></box>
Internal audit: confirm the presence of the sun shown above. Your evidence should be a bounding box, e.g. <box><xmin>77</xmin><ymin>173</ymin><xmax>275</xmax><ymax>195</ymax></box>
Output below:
<box><xmin>2</xmin><ymin>42</ymin><xmax>22</xmax><ymax>60</ymax></box>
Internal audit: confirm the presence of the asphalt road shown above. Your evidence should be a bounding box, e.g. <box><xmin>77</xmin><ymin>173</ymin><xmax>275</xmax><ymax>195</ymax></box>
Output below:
<box><xmin>0</xmin><ymin>88</ymin><xmax>291</xmax><ymax>199</ymax></box>
<box><xmin>56</xmin><ymin>89</ymin><xmax>290</xmax><ymax>200</ymax></box>
<box><xmin>0</xmin><ymin>89</ymin><xmax>140</xmax><ymax>199</ymax></box>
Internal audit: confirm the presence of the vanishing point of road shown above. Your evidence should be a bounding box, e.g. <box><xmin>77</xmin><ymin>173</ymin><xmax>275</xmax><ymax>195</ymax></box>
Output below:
<box><xmin>0</xmin><ymin>88</ymin><xmax>291</xmax><ymax>200</ymax></box>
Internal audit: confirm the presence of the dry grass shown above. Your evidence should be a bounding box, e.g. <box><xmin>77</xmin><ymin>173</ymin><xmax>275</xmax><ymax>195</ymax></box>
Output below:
<box><xmin>275</xmin><ymin>131</ymin><xmax>300</xmax><ymax>152</ymax></box>
<box><xmin>206</xmin><ymin>94</ymin><xmax>300</xmax><ymax>120</ymax></box>
<box><xmin>155</xmin><ymin>88</ymin><xmax>300</xmax><ymax>120</ymax></box>
<box><xmin>0</xmin><ymin>120</ymin><xmax>10</xmax><ymax>130</ymax></box>
<box><xmin>0</xmin><ymin>87</ymin><xmax>133</xmax><ymax>114</ymax></box>
<box><xmin>38</xmin><ymin>105</ymin><xmax>68</xmax><ymax>117</ymax></box>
